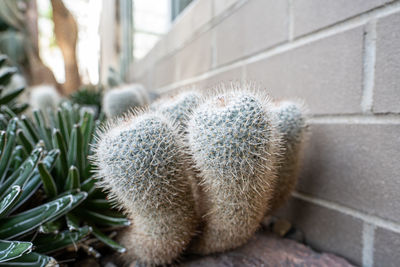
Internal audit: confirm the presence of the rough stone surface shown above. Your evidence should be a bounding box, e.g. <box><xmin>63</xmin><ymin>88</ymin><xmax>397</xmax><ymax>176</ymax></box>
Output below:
<box><xmin>374</xmin><ymin>11</ymin><xmax>400</xmax><ymax>113</ymax></box>
<box><xmin>293</xmin><ymin>0</ymin><xmax>390</xmax><ymax>37</ymax></box>
<box><xmin>374</xmin><ymin>227</ymin><xmax>400</xmax><ymax>267</ymax></box>
<box><xmin>246</xmin><ymin>27</ymin><xmax>363</xmax><ymax>114</ymax></box>
<box><xmin>275</xmin><ymin>198</ymin><xmax>363</xmax><ymax>265</ymax></box>
<box><xmin>298</xmin><ymin>123</ymin><xmax>400</xmax><ymax>222</ymax></box>
<box><xmin>215</xmin><ymin>0</ymin><xmax>288</xmax><ymax>66</ymax></box>
<box><xmin>179</xmin><ymin>231</ymin><xmax>354</xmax><ymax>266</ymax></box>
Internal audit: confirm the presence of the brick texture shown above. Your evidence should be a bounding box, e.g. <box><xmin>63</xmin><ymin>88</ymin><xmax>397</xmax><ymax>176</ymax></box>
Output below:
<box><xmin>275</xmin><ymin>198</ymin><xmax>363</xmax><ymax>265</ymax></box>
<box><xmin>298</xmin><ymin>123</ymin><xmax>400</xmax><ymax>222</ymax></box>
<box><xmin>374</xmin><ymin>11</ymin><xmax>400</xmax><ymax>113</ymax></box>
<box><xmin>246</xmin><ymin>27</ymin><xmax>364</xmax><ymax>114</ymax></box>
<box><xmin>175</xmin><ymin>31</ymin><xmax>213</xmax><ymax>80</ymax></box>
<box><xmin>215</xmin><ymin>0</ymin><xmax>288</xmax><ymax>66</ymax></box>
<box><xmin>374</xmin><ymin>227</ymin><xmax>400</xmax><ymax>267</ymax></box>
<box><xmin>293</xmin><ymin>0</ymin><xmax>391</xmax><ymax>37</ymax></box>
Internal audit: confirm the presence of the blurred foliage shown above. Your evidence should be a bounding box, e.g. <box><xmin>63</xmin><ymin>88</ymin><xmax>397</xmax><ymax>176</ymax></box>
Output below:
<box><xmin>69</xmin><ymin>84</ymin><xmax>103</xmax><ymax>114</ymax></box>
<box><xmin>0</xmin><ymin>55</ymin><xmax>128</xmax><ymax>266</ymax></box>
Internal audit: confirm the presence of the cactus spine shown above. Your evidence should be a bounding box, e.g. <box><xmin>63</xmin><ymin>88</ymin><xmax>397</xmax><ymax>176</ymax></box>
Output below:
<box><xmin>151</xmin><ymin>90</ymin><xmax>202</xmax><ymax>132</ymax></box>
<box><xmin>187</xmin><ymin>87</ymin><xmax>282</xmax><ymax>254</ymax></box>
<box><xmin>269</xmin><ymin>101</ymin><xmax>308</xmax><ymax>212</ymax></box>
<box><xmin>93</xmin><ymin>112</ymin><xmax>197</xmax><ymax>265</ymax></box>
<box><xmin>102</xmin><ymin>84</ymin><xmax>148</xmax><ymax>118</ymax></box>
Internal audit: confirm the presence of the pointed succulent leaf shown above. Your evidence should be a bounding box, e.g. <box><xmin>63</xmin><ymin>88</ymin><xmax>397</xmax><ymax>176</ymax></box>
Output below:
<box><xmin>0</xmin><ymin>192</ymin><xmax>87</xmax><ymax>239</ymax></box>
<box><xmin>0</xmin><ymin>67</ymin><xmax>17</xmax><ymax>85</ymax></box>
<box><xmin>0</xmin><ymin>147</ymin><xmax>42</xmax><ymax>200</ymax></box>
<box><xmin>0</xmin><ymin>240</ymin><xmax>32</xmax><ymax>263</ymax></box>
<box><xmin>64</xmin><ymin>165</ymin><xmax>80</xmax><ymax>190</ymax></box>
<box><xmin>37</xmin><ymin>163</ymin><xmax>57</xmax><ymax>198</ymax></box>
<box><xmin>0</xmin><ymin>118</ymin><xmax>17</xmax><ymax>182</ymax></box>
<box><xmin>74</xmin><ymin>209</ymin><xmax>130</xmax><ymax>227</ymax></box>
<box><xmin>0</xmin><ymin>186</ymin><xmax>21</xmax><ymax>218</ymax></box>
<box><xmin>0</xmin><ymin>252</ymin><xmax>55</xmax><ymax>267</ymax></box>
<box><xmin>91</xmin><ymin>225</ymin><xmax>126</xmax><ymax>253</ymax></box>
<box><xmin>17</xmin><ymin>129</ymin><xmax>33</xmax><ymax>154</ymax></box>
<box><xmin>34</xmin><ymin>226</ymin><xmax>91</xmax><ymax>254</ymax></box>
<box><xmin>0</xmin><ymin>87</ymin><xmax>24</xmax><ymax>105</ymax></box>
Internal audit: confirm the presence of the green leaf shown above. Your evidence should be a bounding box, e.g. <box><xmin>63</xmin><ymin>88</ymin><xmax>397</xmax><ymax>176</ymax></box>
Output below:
<box><xmin>0</xmin><ymin>55</ymin><xmax>7</xmax><ymax>67</ymax></box>
<box><xmin>0</xmin><ymin>252</ymin><xmax>55</xmax><ymax>267</ymax></box>
<box><xmin>0</xmin><ymin>118</ymin><xmax>17</xmax><ymax>182</ymax></box>
<box><xmin>91</xmin><ymin>225</ymin><xmax>126</xmax><ymax>253</ymax></box>
<box><xmin>52</xmin><ymin>129</ymin><xmax>68</xmax><ymax>180</ymax></box>
<box><xmin>0</xmin><ymin>67</ymin><xmax>17</xmax><ymax>85</ymax></box>
<box><xmin>0</xmin><ymin>192</ymin><xmax>87</xmax><ymax>239</ymax></box>
<box><xmin>75</xmin><ymin>124</ymin><xmax>85</xmax><ymax>176</ymax></box>
<box><xmin>66</xmin><ymin>213</ymin><xmax>80</xmax><ymax>231</ymax></box>
<box><xmin>67</xmin><ymin>125</ymin><xmax>77</xmax><ymax>167</ymax></box>
<box><xmin>74</xmin><ymin>209</ymin><xmax>130</xmax><ymax>227</ymax></box>
<box><xmin>80</xmin><ymin>111</ymin><xmax>94</xmax><ymax>154</ymax></box>
<box><xmin>16</xmin><ymin>129</ymin><xmax>33</xmax><ymax>154</ymax></box>
<box><xmin>9</xmin><ymin>150</ymin><xmax>60</xmax><ymax>213</ymax></box>
<box><xmin>64</xmin><ymin>165</ymin><xmax>80</xmax><ymax>190</ymax></box>
<box><xmin>0</xmin><ymin>240</ymin><xmax>32</xmax><ymax>263</ymax></box>
<box><xmin>0</xmin><ymin>87</ymin><xmax>23</xmax><ymax>105</ymax></box>
<box><xmin>37</xmin><ymin>163</ymin><xmax>57</xmax><ymax>198</ymax></box>
<box><xmin>80</xmin><ymin>177</ymin><xmax>96</xmax><ymax>195</ymax></box>
<box><xmin>0</xmin><ymin>186</ymin><xmax>21</xmax><ymax>218</ymax></box>
<box><xmin>83</xmin><ymin>198</ymin><xmax>112</xmax><ymax>211</ymax></box>
<box><xmin>0</xmin><ymin>147</ymin><xmax>42</xmax><ymax>200</ymax></box>
<box><xmin>18</xmin><ymin>115</ymin><xmax>39</xmax><ymax>144</ymax></box>
<box><xmin>56</xmin><ymin>109</ymin><xmax>69</xmax><ymax>144</ymax></box>
<box><xmin>0</xmin><ymin>131</ymin><xmax>6</xmax><ymax>157</ymax></box>
<box><xmin>34</xmin><ymin>226</ymin><xmax>91</xmax><ymax>254</ymax></box>
<box><xmin>32</xmin><ymin>110</ymin><xmax>51</xmax><ymax>150</ymax></box>
<box><xmin>38</xmin><ymin>220</ymin><xmax>62</xmax><ymax>234</ymax></box>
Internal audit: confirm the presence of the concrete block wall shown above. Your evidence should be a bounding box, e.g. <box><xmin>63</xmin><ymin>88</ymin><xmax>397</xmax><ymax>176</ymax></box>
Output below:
<box><xmin>128</xmin><ymin>0</ymin><xmax>400</xmax><ymax>266</ymax></box>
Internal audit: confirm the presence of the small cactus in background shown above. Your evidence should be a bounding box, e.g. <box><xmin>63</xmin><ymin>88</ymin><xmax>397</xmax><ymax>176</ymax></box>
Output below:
<box><xmin>102</xmin><ymin>84</ymin><xmax>148</xmax><ymax>118</ymax></box>
<box><xmin>30</xmin><ymin>85</ymin><xmax>61</xmax><ymax>112</ymax></box>
<box><xmin>186</xmin><ymin>87</ymin><xmax>282</xmax><ymax>254</ymax></box>
<box><xmin>269</xmin><ymin>101</ymin><xmax>308</xmax><ymax>213</ymax></box>
<box><xmin>151</xmin><ymin>90</ymin><xmax>202</xmax><ymax>132</ymax></box>
<box><xmin>93</xmin><ymin>112</ymin><xmax>198</xmax><ymax>265</ymax></box>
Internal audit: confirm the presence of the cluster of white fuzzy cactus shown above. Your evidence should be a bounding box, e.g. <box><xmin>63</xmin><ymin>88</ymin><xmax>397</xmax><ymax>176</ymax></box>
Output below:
<box><xmin>102</xmin><ymin>84</ymin><xmax>149</xmax><ymax>117</ymax></box>
<box><xmin>92</xmin><ymin>84</ymin><xmax>308</xmax><ymax>265</ymax></box>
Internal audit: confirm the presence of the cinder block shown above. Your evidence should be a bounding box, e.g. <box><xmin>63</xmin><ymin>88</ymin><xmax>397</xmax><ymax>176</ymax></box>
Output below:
<box><xmin>374</xmin><ymin>11</ymin><xmax>400</xmax><ymax>113</ymax></box>
<box><xmin>275</xmin><ymin>198</ymin><xmax>363</xmax><ymax>265</ymax></box>
<box><xmin>215</xmin><ymin>0</ymin><xmax>288</xmax><ymax>66</ymax></box>
<box><xmin>166</xmin><ymin>0</ymin><xmax>212</xmax><ymax>54</ymax></box>
<box><xmin>298</xmin><ymin>123</ymin><xmax>400</xmax><ymax>222</ymax></box>
<box><xmin>153</xmin><ymin>56</ymin><xmax>176</xmax><ymax>88</ymax></box>
<box><xmin>197</xmin><ymin>67</ymin><xmax>243</xmax><ymax>90</ymax></box>
<box><xmin>374</xmin><ymin>227</ymin><xmax>400</xmax><ymax>267</ymax></box>
<box><xmin>175</xmin><ymin>31</ymin><xmax>213</xmax><ymax>81</ymax></box>
<box><xmin>213</xmin><ymin>0</ymin><xmax>240</xmax><ymax>17</ymax></box>
<box><xmin>293</xmin><ymin>0</ymin><xmax>390</xmax><ymax>37</ymax></box>
<box><xmin>246</xmin><ymin>27</ymin><xmax>364</xmax><ymax>114</ymax></box>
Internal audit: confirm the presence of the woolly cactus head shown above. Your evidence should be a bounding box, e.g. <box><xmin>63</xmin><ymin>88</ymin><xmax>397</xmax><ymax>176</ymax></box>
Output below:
<box><xmin>102</xmin><ymin>85</ymin><xmax>146</xmax><ymax>118</ymax></box>
<box><xmin>272</xmin><ymin>101</ymin><xmax>308</xmax><ymax>148</ymax></box>
<box><xmin>93</xmin><ymin>111</ymin><xmax>192</xmax><ymax>215</ymax></box>
<box><xmin>152</xmin><ymin>90</ymin><xmax>202</xmax><ymax>132</ymax></box>
<box><xmin>268</xmin><ymin>100</ymin><xmax>308</xmax><ymax>213</ymax></box>
<box><xmin>30</xmin><ymin>85</ymin><xmax>61</xmax><ymax>112</ymax></box>
<box><xmin>188</xmin><ymin>87</ymin><xmax>280</xmax><ymax>185</ymax></box>
<box><xmin>93</xmin><ymin>111</ymin><xmax>198</xmax><ymax>264</ymax></box>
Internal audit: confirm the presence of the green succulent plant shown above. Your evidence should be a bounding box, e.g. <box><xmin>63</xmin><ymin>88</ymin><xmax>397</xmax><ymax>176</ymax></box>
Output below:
<box><xmin>69</xmin><ymin>84</ymin><xmax>103</xmax><ymax>115</ymax></box>
<box><xmin>0</xmin><ymin>55</ymin><xmax>28</xmax><ymax>128</ymax></box>
<box><xmin>0</xmin><ymin>54</ymin><xmax>128</xmax><ymax>266</ymax></box>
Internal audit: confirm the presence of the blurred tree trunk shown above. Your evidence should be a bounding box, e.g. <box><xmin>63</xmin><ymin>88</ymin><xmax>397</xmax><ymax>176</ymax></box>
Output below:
<box><xmin>50</xmin><ymin>0</ymin><xmax>81</xmax><ymax>95</ymax></box>
<box><xmin>25</xmin><ymin>0</ymin><xmax>59</xmax><ymax>88</ymax></box>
